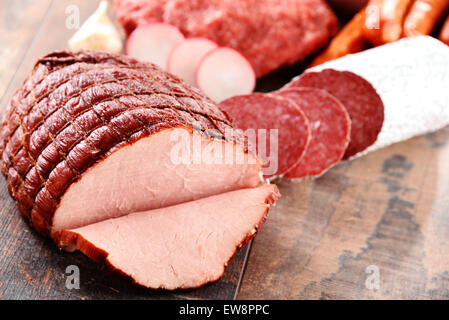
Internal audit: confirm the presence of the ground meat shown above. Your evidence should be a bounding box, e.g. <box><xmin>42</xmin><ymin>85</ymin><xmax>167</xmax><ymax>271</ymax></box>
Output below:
<box><xmin>116</xmin><ymin>0</ymin><xmax>338</xmax><ymax>77</ymax></box>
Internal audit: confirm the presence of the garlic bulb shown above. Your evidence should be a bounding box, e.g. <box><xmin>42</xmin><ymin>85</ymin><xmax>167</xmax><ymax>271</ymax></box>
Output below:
<box><xmin>68</xmin><ymin>1</ymin><xmax>123</xmax><ymax>54</ymax></box>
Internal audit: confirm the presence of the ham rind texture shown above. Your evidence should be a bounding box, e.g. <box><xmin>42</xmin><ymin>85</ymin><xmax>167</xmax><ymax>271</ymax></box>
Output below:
<box><xmin>54</xmin><ymin>184</ymin><xmax>280</xmax><ymax>290</ymax></box>
<box><xmin>309</xmin><ymin>36</ymin><xmax>449</xmax><ymax>158</ymax></box>
<box><xmin>0</xmin><ymin>51</ymin><xmax>262</xmax><ymax>236</ymax></box>
<box><xmin>115</xmin><ymin>0</ymin><xmax>338</xmax><ymax>77</ymax></box>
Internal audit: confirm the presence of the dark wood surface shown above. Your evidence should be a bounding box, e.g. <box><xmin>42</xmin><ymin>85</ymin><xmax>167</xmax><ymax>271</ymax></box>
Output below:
<box><xmin>1</xmin><ymin>0</ymin><xmax>448</xmax><ymax>300</ymax></box>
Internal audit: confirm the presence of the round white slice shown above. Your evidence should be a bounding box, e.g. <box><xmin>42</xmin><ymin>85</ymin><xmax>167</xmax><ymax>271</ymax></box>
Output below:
<box><xmin>196</xmin><ymin>47</ymin><xmax>256</xmax><ymax>102</ymax></box>
<box><xmin>167</xmin><ymin>37</ymin><xmax>218</xmax><ymax>86</ymax></box>
<box><xmin>126</xmin><ymin>23</ymin><xmax>184</xmax><ymax>69</ymax></box>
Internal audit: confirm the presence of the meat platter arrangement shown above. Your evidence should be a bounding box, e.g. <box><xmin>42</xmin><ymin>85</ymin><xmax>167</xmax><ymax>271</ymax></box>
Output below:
<box><xmin>1</xmin><ymin>0</ymin><xmax>449</xmax><ymax>293</ymax></box>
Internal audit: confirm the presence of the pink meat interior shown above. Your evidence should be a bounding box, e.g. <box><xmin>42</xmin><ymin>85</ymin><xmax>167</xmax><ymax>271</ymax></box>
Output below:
<box><xmin>53</xmin><ymin>127</ymin><xmax>262</xmax><ymax>233</ymax></box>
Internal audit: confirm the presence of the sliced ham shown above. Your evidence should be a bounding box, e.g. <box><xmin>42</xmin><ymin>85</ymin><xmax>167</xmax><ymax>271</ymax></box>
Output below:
<box><xmin>0</xmin><ymin>51</ymin><xmax>276</xmax><ymax>290</ymax></box>
<box><xmin>54</xmin><ymin>184</ymin><xmax>279</xmax><ymax>290</ymax></box>
<box><xmin>53</xmin><ymin>128</ymin><xmax>262</xmax><ymax>233</ymax></box>
<box><xmin>0</xmin><ymin>51</ymin><xmax>263</xmax><ymax>238</ymax></box>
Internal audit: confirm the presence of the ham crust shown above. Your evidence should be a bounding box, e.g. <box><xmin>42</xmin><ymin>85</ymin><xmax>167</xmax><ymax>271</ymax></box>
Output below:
<box><xmin>0</xmin><ymin>51</ymin><xmax>249</xmax><ymax>236</ymax></box>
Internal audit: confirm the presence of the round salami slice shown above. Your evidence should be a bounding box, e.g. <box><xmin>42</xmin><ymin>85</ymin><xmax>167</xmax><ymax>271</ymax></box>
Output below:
<box><xmin>275</xmin><ymin>88</ymin><xmax>351</xmax><ymax>178</ymax></box>
<box><xmin>284</xmin><ymin>69</ymin><xmax>384</xmax><ymax>159</ymax></box>
<box><xmin>219</xmin><ymin>93</ymin><xmax>310</xmax><ymax>179</ymax></box>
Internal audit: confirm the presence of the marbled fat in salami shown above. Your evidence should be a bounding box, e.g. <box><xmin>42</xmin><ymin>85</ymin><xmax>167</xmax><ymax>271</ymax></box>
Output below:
<box><xmin>276</xmin><ymin>88</ymin><xmax>351</xmax><ymax>178</ymax></box>
<box><xmin>284</xmin><ymin>69</ymin><xmax>384</xmax><ymax>159</ymax></box>
<box><xmin>220</xmin><ymin>93</ymin><xmax>310</xmax><ymax>179</ymax></box>
<box><xmin>310</xmin><ymin>37</ymin><xmax>449</xmax><ymax>158</ymax></box>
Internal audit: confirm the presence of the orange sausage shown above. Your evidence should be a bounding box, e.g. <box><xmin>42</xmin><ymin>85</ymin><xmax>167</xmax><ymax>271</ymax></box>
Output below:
<box><xmin>381</xmin><ymin>0</ymin><xmax>414</xmax><ymax>43</ymax></box>
<box><xmin>363</xmin><ymin>0</ymin><xmax>383</xmax><ymax>45</ymax></box>
<box><xmin>310</xmin><ymin>9</ymin><xmax>368</xmax><ymax>67</ymax></box>
<box><xmin>403</xmin><ymin>0</ymin><xmax>449</xmax><ymax>36</ymax></box>
<box><xmin>364</xmin><ymin>0</ymin><xmax>414</xmax><ymax>45</ymax></box>
<box><xmin>439</xmin><ymin>14</ymin><xmax>449</xmax><ymax>45</ymax></box>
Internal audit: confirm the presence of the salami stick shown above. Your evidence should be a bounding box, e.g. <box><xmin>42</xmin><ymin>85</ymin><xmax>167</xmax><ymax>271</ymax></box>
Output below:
<box><xmin>310</xmin><ymin>36</ymin><xmax>449</xmax><ymax>158</ymax></box>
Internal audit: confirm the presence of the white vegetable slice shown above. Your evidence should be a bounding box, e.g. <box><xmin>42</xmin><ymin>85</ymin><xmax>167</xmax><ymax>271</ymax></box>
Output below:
<box><xmin>196</xmin><ymin>47</ymin><xmax>256</xmax><ymax>102</ymax></box>
<box><xmin>310</xmin><ymin>36</ymin><xmax>449</xmax><ymax>158</ymax></box>
<box><xmin>126</xmin><ymin>23</ymin><xmax>184</xmax><ymax>69</ymax></box>
<box><xmin>167</xmin><ymin>37</ymin><xmax>218</xmax><ymax>86</ymax></box>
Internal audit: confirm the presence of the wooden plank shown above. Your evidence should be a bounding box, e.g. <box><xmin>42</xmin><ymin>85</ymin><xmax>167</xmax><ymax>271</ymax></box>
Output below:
<box><xmin>237</xmin><ymin>127</ymin><xmax>449</xmax><ymax>299</ymax></box>
<box><xmin>0</xmin><ymin>181</ymin><xmax>249</xmax><ymax>300</ymax></box>
<box><xmin>0</xmin><ymin>0</ymin><xmax>53</xmax><ymax>101</ymax></box>
<box><xmin>0</xmin><ymin>0</ymin><xmax>246</xmax><ymax>300</ymax></box>
<box><xmin>0</xmin><ymin>0</ymin><xmax>98</xmax><ymax>113</ymax></box>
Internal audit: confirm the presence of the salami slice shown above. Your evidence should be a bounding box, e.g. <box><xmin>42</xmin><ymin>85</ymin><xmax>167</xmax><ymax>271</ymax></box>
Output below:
<box><xmin>284</xmin><ymin>69</ymin><xmax>384</xmax><ymax>159</ymax></box>
<box><xmin>275</xmin><ymin>88</ymin><xmax>351</xmax><ymax>178</ymax></box>
<box><xmin>219</xmin><ymin>93</ymin><xmax>310</xmax><ymax>179</ymax></box>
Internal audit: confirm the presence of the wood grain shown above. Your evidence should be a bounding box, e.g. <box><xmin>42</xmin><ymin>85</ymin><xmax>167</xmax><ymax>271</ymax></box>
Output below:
<box><xmin>238</xmin><ymin>127</ymin><xmax>449</xmax><ymax>299</ymax></box>
<box><xmin>0</xmin><ymin>0</ymin><xmax>53</xmax><ymax>102</ymax></box>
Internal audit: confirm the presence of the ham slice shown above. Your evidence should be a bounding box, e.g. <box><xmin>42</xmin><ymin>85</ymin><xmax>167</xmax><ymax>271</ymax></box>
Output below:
<box><xmin>54</xmin><ymin>184</ymin><xmax>279</xmax><ymax>290</ymax></box>
<box><xmin>53</xmin><ymin>127</ymin><xmax>261</xmax><ymax>233</ymax></box>
<box><xmin>0</xmin><ymin>51</ymin><xmax>262</xmax><ymax>237</ymax></box>
<box><xmin>0</xmin><ymin>51</ymin><xmax>277</xmax><ymax>290</ymax></box>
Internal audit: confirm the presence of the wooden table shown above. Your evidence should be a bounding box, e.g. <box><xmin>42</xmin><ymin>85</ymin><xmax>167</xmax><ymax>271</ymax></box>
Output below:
<box><xmin>1</xmin><ymin>0</ymin><xmax>448</xmax><ymax>300</ymax></box>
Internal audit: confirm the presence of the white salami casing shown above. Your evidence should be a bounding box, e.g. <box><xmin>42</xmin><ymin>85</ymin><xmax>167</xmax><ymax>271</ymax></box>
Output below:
<box><xmin>310</xmin><ymin>36</ymin><xmax>449</xmax><ymax>158</ymax></box>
